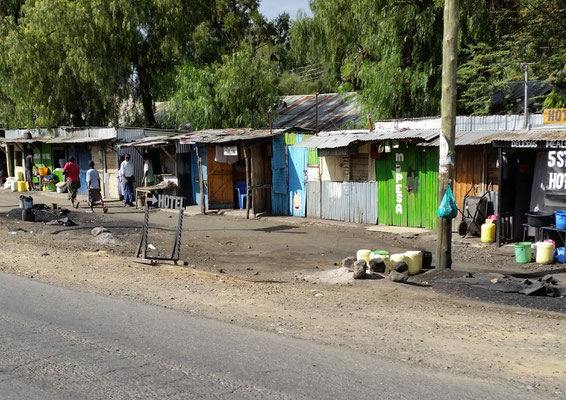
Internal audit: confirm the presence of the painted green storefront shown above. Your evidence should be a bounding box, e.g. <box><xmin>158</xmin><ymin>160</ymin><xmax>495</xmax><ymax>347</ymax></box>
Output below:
<box><xmin>376</xmin><ymin>145</ymin><xmax>438</xmax><ymax>229</ymax></box>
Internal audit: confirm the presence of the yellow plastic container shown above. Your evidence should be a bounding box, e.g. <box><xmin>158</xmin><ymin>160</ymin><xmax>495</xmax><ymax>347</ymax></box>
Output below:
<box><xmin>356</xmin><ymin>249</ymin><xmax>371</xmax><ymax>264</ymax></box>
<box><xmin>404</xmin><ymin>251</ymin><xmax>423</xmax><ymax>275</ymax></box>
<box><xmin>17</xmin><ymin>181</ymin><xmax>27</xmax><ymax>192</ymax></box>
<box><xmin>17</xmin><ymin>171</ymin><xmax>24</xmax><ymax>181</ymax></box>
<box><xmin>481</xmin><ymin>223</ymin><xmax>496</xmax><ymax>243</ymax></box>
<box><xmin>535</xmin><ymin>242</ymin><xmax>554</xmax><ymax>264</ymax></box>
<box><xmin>38</xmin><ymin>167</ymin><xmax>49</xmax><ymax>176</ymax></box>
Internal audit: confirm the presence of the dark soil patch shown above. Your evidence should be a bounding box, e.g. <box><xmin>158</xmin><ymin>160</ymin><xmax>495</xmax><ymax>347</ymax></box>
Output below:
<box><xmin>411</xmin><ymin>269</ymin><xmax>566</xmax><ymax>314</ymax></box>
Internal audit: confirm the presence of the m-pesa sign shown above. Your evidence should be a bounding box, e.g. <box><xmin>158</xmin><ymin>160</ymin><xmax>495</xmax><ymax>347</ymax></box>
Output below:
<box><xmin>147</xmin><ymin>194</ymin><xmax>185</xmax><ymax>210</ymax></box>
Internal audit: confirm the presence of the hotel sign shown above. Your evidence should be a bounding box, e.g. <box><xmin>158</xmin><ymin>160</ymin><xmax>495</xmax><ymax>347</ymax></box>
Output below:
<box><xmin>543</xmin><ymin>108</ymin><xmax>566</xmax><ymax>124</ymax></box>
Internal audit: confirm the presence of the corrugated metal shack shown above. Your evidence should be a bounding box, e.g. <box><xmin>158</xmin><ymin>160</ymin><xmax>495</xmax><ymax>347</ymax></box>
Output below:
<box><xmin>293</xmin><ymin>114</ymin><xmax>563</xmax><ymax>232</ymax></box>
<box><xmin>0</xmin><ymin>127</ymin><xmax>179</xmax><ymax>199</ymax></box>
<box><xmin>117</xmin><ymin>129</ymin><xmax>193</xmax><ymax>202</ymax></box>
<box><xmin>172</xmin><ymin>129</ymin><xmax>286</xmax><ymax>215</ymax></box>
<box><xmin>272</xmin><ymin>93</ymin><xmax>360</xmax><ymax>217</ymax></box>
<box><xmin>295</xmin><ymin>129</ymin><xmax>439</xmax><ymax>226</ymax></box>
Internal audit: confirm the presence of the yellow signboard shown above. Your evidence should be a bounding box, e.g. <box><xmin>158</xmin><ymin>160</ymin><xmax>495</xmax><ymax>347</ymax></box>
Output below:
<box><xmin>544</xmin><ymin>108</ymin><xmax>566</xmax><ymax>124</ymax></box>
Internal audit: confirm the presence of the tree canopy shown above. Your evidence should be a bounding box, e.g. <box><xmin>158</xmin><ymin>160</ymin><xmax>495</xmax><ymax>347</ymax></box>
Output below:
<box><xmin>1</xmin><ymin>0</ymin><xmax>565</xmax><ymax>129</ymax></box>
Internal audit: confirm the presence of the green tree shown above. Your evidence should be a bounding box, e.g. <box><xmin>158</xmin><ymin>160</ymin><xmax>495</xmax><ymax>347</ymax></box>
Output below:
<box><xmin>0</xmin><ymin>0</ymin><xmax>266</xmax><ymax>128</ymax></box>
<box><xmin>169</xmin><ymin>46</ymin><xmax>278</xmax><ymax>129</ymax></box>
<box><xmin>287</xmin><ymin>0</ymin><xmax>527</xmax><ymax>118</ymax></box>
<box><xmin>458</xmin><ymin>0</ymin><xmax>566</xmax><ymax>114</ymax></box>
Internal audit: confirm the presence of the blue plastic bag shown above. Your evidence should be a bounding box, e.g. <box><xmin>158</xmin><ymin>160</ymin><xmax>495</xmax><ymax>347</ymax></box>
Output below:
<box><xmin>437</xmin><ymin>186</ymin><xmax>458</xmax><ymax>219</ymax></box>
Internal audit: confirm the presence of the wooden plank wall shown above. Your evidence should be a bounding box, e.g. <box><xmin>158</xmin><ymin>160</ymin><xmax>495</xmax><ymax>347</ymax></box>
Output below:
<box><xmin>453</xmin><ymin>145</ymin><xmax>499</xmax><ymax>225</ymax></box>
<box><xmin>206</xmin><ymin>145</ymin><xmax>234</xmax><ymax>208</ymax></box>
<box><xmin>454</xmin><ymin>145</ymin><xmax>484</xmax><ymax>224</ymax></box>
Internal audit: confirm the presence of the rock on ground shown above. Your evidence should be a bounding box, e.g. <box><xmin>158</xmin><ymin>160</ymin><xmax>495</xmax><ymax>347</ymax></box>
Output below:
<box><xmin>91</xmin><ymin>227</ymin><xmax>109</xmax><ymax>237</ymax></box>
<box><xmin>341</xmin><ymin>256</ymin><xmax>355</xmax><ymax>269</ymax></box>
<box><xmin>368</xmin><ymin>258</ymin><xmax>386</xmax><ymax>273</ymax></box>
<box><xmin>390</xmin><ymin>270</ymin><xmax>408</xmax><ymax>283</ymax></box>
<box><xmin>392</xmin><ymin>261</ymin><xmax>408</xmax><ymax>273</ymax></box>
<box><xmin>353</xmin><ymin>260</ymin><xmax>366</xmax><ymax>279</ymax></box>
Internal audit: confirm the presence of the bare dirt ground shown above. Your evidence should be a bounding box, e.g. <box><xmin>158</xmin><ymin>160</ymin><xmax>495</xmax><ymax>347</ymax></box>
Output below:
<box><xmin>1</xmin><ymin>190</ymin><xmax>565</xmax><ymax>397</ymax></box>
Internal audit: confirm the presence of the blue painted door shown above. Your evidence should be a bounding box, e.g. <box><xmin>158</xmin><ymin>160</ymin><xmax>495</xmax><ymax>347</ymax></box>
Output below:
<box><xmin>67</xmin><ymin>145</ymin><xmax>90</xmax><ymax>195</ymax></box>
<box><xmin>288</xmin><ymin>146</ymin><xmax>307</xmax><ymax>217</ymax></box>
<box><xmin>271</xmin><ymin>136</ymin><xmax>288</xmax><ymax>215</ymax></box>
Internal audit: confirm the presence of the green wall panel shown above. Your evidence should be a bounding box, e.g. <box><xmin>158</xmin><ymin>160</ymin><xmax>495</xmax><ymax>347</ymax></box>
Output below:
<box><xmin>376</xmin><ymin>144</ymin><xmax>438</xmax><ymax>229</ymax></box>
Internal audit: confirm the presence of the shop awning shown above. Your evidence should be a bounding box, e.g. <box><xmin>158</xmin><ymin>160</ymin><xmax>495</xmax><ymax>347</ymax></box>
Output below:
<box><xmin>174</xmin><ymin>128</ymin><xmax>285</xmax><ymax>145</ymax></box>
<box><xmin>0</xmin><ymin>136</ymin><xmax>113</xmax><ymax>144</ymax></box>
<box><xmin>293</xmin><ymin>129</ymin><xmax>439</xmax><ymax>149</ymax></box>
<box><xmin>118</xmin><ymin>136</ymin><xmax>173</xmax><ymax>148</ymax></box>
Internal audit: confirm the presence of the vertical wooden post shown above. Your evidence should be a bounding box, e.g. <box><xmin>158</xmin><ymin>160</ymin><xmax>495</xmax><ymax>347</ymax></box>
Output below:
<box><xmin>437</xmin><ymin>0</ymin><xmax>459</xmax><ymax>269</ymax></box>
<box><xmin>245</xmin><ymin>146</ymin><xmax>251</xmax><ymax>219</ymax></box>
<box><xmin>196</xmin><ymin>145</ymin><xmax>205</xmax><ymax>215</ymax></box>
<box><xmin>102</xmin><ymin>147</ymin><xmax>107</xmax><ymax>198</ymax></box>
<box><xmin>315</xmin><ymin>92</ymin><xmax>319</xmax><ymax>135</ymax></box>
<box><xmin>496</xmin><ymin>147</ymin><xmax>503</xmax><ymax>247</ymax></box>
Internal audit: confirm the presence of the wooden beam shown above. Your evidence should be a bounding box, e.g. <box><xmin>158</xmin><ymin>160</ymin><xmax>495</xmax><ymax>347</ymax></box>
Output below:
<box><xmin>245</xmin><ymin>146</ymin><xmax>250</xmax><ymax>219</ymax></box>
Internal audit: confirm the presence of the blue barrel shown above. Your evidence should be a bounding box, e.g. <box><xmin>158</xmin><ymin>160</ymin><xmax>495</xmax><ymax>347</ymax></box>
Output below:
<box><xmin>555</xmin><ymin>211</ymin><xmax>566</xmax><ymax>230</ymax></box>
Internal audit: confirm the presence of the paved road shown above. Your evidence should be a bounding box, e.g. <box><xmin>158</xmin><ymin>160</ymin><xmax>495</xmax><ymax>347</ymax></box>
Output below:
<box><xmin>0</xmin><ymin>273</ymin><xmax>552</xmax><ymax>400</ymax></box>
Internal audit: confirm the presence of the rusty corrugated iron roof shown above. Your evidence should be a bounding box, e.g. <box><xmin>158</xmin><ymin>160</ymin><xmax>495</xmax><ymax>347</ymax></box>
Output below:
<box><xmin>274</xmin><ymin>93</ymin><xmax>360</xmax><ymax>131</ymax></box>
<box><xmin>173</xmin><ymin>128</ymin><xmax>286</xmax><ymax>144</ymax></box>
<box><xmin>294</xmin><ymin>129</ymin><xmax>439</xmax><ymax>149</ymax></box>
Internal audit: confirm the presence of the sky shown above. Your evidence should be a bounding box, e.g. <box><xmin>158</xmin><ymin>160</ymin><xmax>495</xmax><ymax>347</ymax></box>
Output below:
<box><xmin>258</xmin><ymin>0</ymin><xmax>313</xmax><ymax>21</ymax></box>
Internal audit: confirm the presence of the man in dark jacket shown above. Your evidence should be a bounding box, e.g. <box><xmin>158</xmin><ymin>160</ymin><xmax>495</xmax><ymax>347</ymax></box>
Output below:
<box><xmin>25</xmin><ymin>152</ymin><xmax>36</xmax><ymax>190</ymax></box>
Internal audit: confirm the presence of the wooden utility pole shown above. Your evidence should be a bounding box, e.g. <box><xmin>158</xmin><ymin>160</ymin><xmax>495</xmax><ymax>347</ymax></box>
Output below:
<box><xmin>196</xmin><ymin>145</ymin><xmax>205</xmax><ymax>215</ymax></box>
<box><xmin>244</xmin><ymin>146</ymin><xmax>251</xmax><ymax>220</ymax></box>
<box><xmin>437</xmin><ymin>0</ymin><xmax>459</xmax><ymax>269</ymax></box>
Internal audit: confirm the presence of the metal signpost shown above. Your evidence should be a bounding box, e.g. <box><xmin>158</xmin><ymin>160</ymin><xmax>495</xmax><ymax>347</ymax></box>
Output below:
<box><xmin>136</xmin><ymin>194</ymin><xmax>185</xmax><ymax>263</ymax></box>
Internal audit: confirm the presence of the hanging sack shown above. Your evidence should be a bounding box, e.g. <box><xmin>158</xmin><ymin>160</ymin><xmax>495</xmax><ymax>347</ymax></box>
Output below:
<box><xmin>437</xmin><ymin>186</ymin><xmax>458</xmax><ymax>219</ymax></box>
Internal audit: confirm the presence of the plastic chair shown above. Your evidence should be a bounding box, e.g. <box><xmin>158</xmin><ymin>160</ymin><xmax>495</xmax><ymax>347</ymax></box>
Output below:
<box><xmin>235</xmin><ymin>181</ymin><xmax>250</xmax><ymax>209</ymax></box>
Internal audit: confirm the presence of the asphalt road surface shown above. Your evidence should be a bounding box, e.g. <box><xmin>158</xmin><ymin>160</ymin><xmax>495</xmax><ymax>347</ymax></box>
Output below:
<box><xmin>0</xmin><ymin>273</ymin><xmax>553</xmax><ymax>400</ymax></box>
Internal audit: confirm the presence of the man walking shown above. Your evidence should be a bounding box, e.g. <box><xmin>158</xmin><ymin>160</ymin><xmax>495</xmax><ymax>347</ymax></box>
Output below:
<box><xmin>119</xmin><ymin>153</ymin><xmax>135</xmax><ymax>207</ymax></box>
<box><xmin>86</xmin><ymin>160</ymin><xmax>107</xmax><ymax>213</ymax></box>
<box><xmin>62</xmin><ymin>156</ymin><xmax>81</xmax><ymax>208</ymax></box>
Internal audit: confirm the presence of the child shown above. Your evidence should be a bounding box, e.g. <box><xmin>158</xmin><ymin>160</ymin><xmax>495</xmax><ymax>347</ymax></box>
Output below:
<box><xmin>86</xmin><ymin>160</ymin><xmax>107</xmax><ymax>213</ymax></box>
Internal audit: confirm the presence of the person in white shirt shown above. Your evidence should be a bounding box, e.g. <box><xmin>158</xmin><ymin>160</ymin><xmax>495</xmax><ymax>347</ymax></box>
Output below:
<box><xmin>143</xmin><ymin>153</ymin><xmax>154</xmax><ymax>186</ymax></box>
<box><xmin>86</xmin><ymin>160</ymin><xmax>107</xmax><ymax>213</ymax></box>
<box><xmin>119</xmin><ymin>153</ymin><xmax>135</xmax><ymax>206</ymax></box>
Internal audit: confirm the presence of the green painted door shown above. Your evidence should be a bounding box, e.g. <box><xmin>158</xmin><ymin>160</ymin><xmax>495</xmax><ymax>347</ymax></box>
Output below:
<box><xmin>376</xmin><ymin>145</ymin><xmax>438</xmax><ymax>229</ymax></box>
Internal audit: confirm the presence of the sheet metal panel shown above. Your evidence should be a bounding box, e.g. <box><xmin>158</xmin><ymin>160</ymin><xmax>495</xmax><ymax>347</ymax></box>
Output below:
<box><xmin>274</xmin><ymin>93</ymin><xmax>360</xmax><ymax>131</ymax></box>
<box><xmin>306</xmin><ymin>181</ymin><xmax>320</xmax><ymax>219</ymax></box>
<box><xmin>174</xmin><ymin>129</ymin><xmax>285</xmax><ymax>144</ymax></box>
<box><xmin>306</xmin><ymin>181</ymin><xmax>377</xmax><ymax>224</ymax></box>
<box><xmin>374</xmin><ymin>114</ymin><xmax>544</xmax><ymax>133</ymax></box>
<box><xmin>271</xmin><ymin>135</ymin><xmax>289</xmax><ymax>215</ymax></box>
<box><xmin>294</xmin><ymin>129</ymin><xmax>439</xmax><ymax>149</ymax></box>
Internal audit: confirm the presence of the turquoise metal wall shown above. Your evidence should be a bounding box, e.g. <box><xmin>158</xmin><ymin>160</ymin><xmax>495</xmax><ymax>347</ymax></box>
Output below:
<box><xmin>271</xmin><ymin>135</ymin><xmax>288</xmax><ymax>215</ymax></box>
